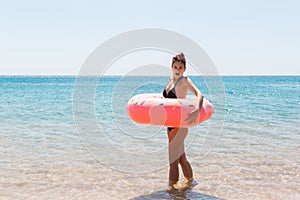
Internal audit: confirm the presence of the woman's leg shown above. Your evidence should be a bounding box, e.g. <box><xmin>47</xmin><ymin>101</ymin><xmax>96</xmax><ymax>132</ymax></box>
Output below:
<box><xmin>179</xmin><ymin>153</ymin><xmax>193</xmax><ymax>182</ymax></box>
<box><xmin>168</xmin><ymin>158</ymin><xmax>179</xmax><ymax>185</ymax></box>
<box><xmin>167</xmin><ymin>128</ymin><xmax>180</xmax><ymax>185</ymax></box>
<box><xmin>167</xmin><ymin>128</ymin><xmax>190</xmax><ymax>185</ymax></box>
<box><xmin>177</xmin><ymin>128</ymin><xmax>193</xmax><ymax>181</ymax></box>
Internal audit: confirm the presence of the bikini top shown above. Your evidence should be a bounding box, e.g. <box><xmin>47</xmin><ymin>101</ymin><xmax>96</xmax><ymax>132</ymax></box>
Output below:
<box><xmin>163</xmin><ymin>76</ymin><xmax>186</xmax><ymax>99</ymax></box>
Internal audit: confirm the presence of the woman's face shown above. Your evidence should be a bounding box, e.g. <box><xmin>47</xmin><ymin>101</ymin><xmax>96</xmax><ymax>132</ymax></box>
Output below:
<box><xmin>172</xmin><ymin>61</ymin><xmax>186</xmax><ymax>78</ymax></box>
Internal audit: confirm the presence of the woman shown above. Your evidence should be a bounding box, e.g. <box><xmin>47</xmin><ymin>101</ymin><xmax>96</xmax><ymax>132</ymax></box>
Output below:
<box><xmin>163</xmin><ymin>53</ymin><xmax>204</xmax><ymax>189</ymax></box>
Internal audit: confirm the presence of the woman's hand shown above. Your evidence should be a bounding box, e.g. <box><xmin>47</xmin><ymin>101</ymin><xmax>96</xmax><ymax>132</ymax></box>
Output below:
<box><xmin>185</xmin><ymin>108</ymin><xmax>200</xmax><ymax>124</ymax></box>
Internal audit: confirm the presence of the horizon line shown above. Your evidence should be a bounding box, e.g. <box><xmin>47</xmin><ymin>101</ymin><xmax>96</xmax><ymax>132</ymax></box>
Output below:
<box><xmin>0</xmin><ymin>74</ymin><xmax>299</xmax><ymax>77</ymax></box>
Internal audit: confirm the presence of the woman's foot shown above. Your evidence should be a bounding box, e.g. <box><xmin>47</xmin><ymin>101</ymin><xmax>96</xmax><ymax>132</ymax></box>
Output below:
<box><xmin>185</xmin><ymin>177</ymin><xmax>194</xmax><ymax>183</ymax></box>
<box><xmin>167</xmin><ymin>180</ymin><xmax>179</xmax><ymax>191</ymax></box>
<box><xmin>181</xmin><ymin>177</ymin><xmax>197</xmax><ymax>190</ymax></box>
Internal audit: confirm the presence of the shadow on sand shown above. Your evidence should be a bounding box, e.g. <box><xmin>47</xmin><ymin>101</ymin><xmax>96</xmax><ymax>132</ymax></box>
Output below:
<box><xmin>131</xmin><ymin>183</ymin><xmax>224</xmax><ymax>200</ymax></box>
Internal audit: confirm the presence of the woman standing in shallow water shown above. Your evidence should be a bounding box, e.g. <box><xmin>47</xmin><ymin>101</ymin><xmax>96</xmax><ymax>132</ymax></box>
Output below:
<box><xmin>163</xmin><ymin>53</ymin><xmax>204</xmax><ymax>189</ymax></box>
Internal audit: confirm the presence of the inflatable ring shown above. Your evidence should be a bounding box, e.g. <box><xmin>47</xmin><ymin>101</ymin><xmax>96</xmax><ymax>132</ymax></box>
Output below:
<box><xmin>127</xmin><ymin>93</ymin><xmax>214</xmax><ymax>127</ymax></box>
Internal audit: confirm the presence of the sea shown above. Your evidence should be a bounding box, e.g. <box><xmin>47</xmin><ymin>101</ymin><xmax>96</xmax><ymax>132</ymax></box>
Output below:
<box><xmin>0</xmin><ymin>75</ymin><xmax>299</xmax><ymax>200</ymax></box>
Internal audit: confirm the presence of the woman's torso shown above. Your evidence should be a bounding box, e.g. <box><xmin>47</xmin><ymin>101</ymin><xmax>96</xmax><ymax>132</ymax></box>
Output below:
<box><xmin>163</xmin><ymin>76</ymin><xmax>188</xmax><ymax>99</ymax></box>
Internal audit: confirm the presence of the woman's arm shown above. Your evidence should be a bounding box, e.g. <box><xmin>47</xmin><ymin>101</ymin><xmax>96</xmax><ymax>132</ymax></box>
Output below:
<box><xmin>185</xmin><ymin>78</ymin><xmax>204</xmax><ymax>123</ymax></box>
<box><xmin>187</xmin><ymin>78</ymin><xmax>204</xmax><ymax>110</ymax></box>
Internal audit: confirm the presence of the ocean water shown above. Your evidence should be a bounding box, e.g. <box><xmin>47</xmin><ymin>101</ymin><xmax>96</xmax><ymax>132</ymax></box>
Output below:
<box><xmin>0</xmin><ymin>76</ymin><xmax>299</xmax><ymax>199</ymax></box>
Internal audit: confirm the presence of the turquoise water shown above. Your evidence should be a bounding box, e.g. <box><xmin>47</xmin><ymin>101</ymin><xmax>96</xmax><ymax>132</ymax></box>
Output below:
<box><xmin>0</xmin><ymin>76</ymin><xmax>299</xmax><ymax>199</ymax></box>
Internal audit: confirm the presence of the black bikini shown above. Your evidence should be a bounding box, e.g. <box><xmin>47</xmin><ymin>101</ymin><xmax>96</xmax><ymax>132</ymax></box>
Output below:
<box><xmin>163</xmin><ymin>87</ymin><xmax>177</xmax><ymax>99</ymax></box>
<box><xmin>163</xmin><ymin>76</ymin><xmax>185</xmax><ymax>132</ymax></box>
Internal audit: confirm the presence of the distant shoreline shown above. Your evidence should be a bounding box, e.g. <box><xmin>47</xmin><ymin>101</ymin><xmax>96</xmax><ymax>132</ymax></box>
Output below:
<box><xmin>0</xmin><ymin>74</ymin><xmax>299</xmax><ymax>77</ymax></box>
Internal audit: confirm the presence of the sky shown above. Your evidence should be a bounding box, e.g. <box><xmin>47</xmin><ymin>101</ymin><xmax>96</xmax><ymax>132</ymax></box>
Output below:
<box><xmin>0</xmin><ymin>0</ymin><xmax>299</xmax><ymax>75</ymax></box>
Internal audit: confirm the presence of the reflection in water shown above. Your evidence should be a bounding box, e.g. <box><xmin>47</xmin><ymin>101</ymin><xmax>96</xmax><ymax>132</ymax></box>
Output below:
<box><xmin>132</xmin><ymin>181</ymin><xmax>224</xmax><ymax>200</ymax></box>
<box><xmin>132</xmin><ymin>189</ymin><xmax>224</xmax><ymax>200</ymax></box>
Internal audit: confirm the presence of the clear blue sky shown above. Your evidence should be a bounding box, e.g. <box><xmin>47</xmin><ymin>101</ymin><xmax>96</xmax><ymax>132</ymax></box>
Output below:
<box><xmin>0</xmin><ymin>0</ymin><xmax>299</xmax><ymax>75</ymax></box>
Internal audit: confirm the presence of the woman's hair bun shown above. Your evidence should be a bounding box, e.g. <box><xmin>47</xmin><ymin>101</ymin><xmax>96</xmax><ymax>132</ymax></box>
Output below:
<box><xmin>172</xmin><ymin>52</ymin><xmax>186</xmax><ymax>67</ymax></box>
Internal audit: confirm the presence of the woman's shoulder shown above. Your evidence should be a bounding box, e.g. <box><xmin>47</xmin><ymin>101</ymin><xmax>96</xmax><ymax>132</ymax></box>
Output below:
<box><xmin>182</xmin><ymin>76</ymin><xmax>196</xmax><ymax>87</ymax></box>
<box><xmin>181</xmin><ymin>76</ymin><xmax>189</xmax><ymax>83</ymax></box>
<box><xmin>185</xmin><ymin>76</ymin><xmax>194</xmax><ymax>82</ymax></box>
<box><xmin>177</xmin><ymin>76</ymin><xmax>189</xmax><ymax>88</ymax></box>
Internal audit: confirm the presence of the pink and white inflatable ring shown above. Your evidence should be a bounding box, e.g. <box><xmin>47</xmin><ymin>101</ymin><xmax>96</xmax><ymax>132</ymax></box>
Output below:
<box><xmin>127</xmin><ymin>93</ymin><xmax>214</xmax><ymax>128</ymax></box>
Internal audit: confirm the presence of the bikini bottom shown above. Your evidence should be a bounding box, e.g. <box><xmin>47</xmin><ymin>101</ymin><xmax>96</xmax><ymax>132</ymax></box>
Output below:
<box><xmin>167</xmin><ymin>127</ymin><xmax>176</xmax><ymax>132</ymax></box>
